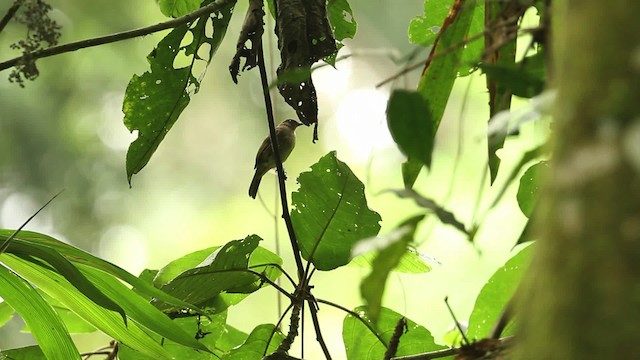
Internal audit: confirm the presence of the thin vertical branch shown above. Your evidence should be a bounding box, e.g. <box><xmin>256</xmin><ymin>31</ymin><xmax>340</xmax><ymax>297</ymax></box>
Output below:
<box><xmin>307</xmin><ymin>298</ymin><xmax>332</xmax><ymax>359</ymax></box>
<box><xmin>255</xmin><ymin>37</ymin><xmax>305</xmax><ymax>282</ymax></box>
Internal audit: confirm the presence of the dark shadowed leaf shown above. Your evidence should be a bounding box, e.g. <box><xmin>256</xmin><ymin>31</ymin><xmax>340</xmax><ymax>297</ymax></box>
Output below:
<box><xmin>360</xmin><ymin>215</ymin><xmax>425</xmax><ymax>323</ymax></box>
<box><xmin>343</xmin><ymin>306</ymin><xmax>445</xmax><ymax>359</ymax></box>
<box><xmin>387</xmin><ymin>90</ymin><xmax>435</xmax><ymax>168</ymax></box>
<box><xmin>481</xmin><ymin>52</ymin><xmax>546</xmax><ymax>99</ymax></box>
<box><xmin>0</xmin><ymin>265</ymin><xmax>80</xmax><ymax>359</ymax></box>
<box><xmin>123</xmin><ymin>3</ymin><xmax>234</xmax><ymax>184</ymax></box>
<box><xmin>291</xmin><ymin>152</ymin><xmax>382</xmax><ymax>270</ymax></box>
<box><xmin>467</xmin><ymin>244</ymin><xmax>533</xmax><ymax>339</ymax></box>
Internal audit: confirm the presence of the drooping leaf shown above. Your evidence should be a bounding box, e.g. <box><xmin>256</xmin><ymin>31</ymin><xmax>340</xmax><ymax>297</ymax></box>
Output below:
<box><xmin>388</xmin><ymin>188</ymin><xmax>468</xmax><ymax>235</ymax></box>
<box><xmin>291</xmin><ymin>151</ymin><xmax>382</xmax><ymax>271</ymax></box>
<box><xmin>123</xmin><ymin>3</ymin><xmax>234</xmax><ymax>184</ymax></box>
<box><xmin>416</xmin><ymin>0</ymin><xmax>478</xmax><ymax>136</ymax></box>
<box><xmin>221</xmin><ymin>324</ymin><xmax>284</xmax><ymax>359</ymax></box>
<box><xmin>0</xmin><ymin>346</ymin><xmax>47</xmax><ymax>360</ymax></box>
<box><xmin>0</xmin><ymin>264</ymin><xmax>81</xmax><ymax>360</ymax></box>
<box><xmin>1</xmin><ymin>254</ymin><xmax>174</xmax><ymax>359</ymax></box>
<box><xmin>157</xmin><ymin>0</ymin><xmax>203</xmax><ymax>17</ymax></box>
<box><xmin>156</xmin><ymin>236</ymin><xmax>282</xmax><ymax>312</ymax></box>
<box><xmin>0</xmin><ymin>230</ymin><xmax>202</xmax><ymax>312</ymax></box>
<box><xmin>517</xmin><ymin>161</ymin><xmax>549</xmax><ymax>218</ymax></box>
<box><xmin>343</xmin><ymin>306</ymin><xmax>445</xmax><ymax>359</ymax></box>
<box><xmin>387</xmin><ymin>90</ymin><xmax>435</xmax><ymax>169</ymax></box>
<box><xmin>467</xmin><ymin>244</ymin><xmax>533</xmax><ymax>339</ymax></box>
<box><xmin>408</xmin><ymin>0</ymin><xmax>452</xmax><ymax>46</ymax></box>
<box><xmin>360</xmin><ymin>215</ymin><xmax>425</xmax><ymax>323</ymax></box>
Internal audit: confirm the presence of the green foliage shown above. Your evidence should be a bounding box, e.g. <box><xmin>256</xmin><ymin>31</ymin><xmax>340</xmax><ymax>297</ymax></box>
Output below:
<box><xmin>517</xmin><ymin>161</ymin><xmax>549</xmax><ymax>218</ymax></box>
<box><xmin>350</xmin><ymin>247</ymin><xmax>432</xmax><ymax>274</ymax></box>
<box><xmin>360</xmin><ymin>215</ymin><xmax>425</xmax><ymax>323</ymax></box>
<box><xmin>342</xmin><ymin>307</ymin><xmax>446</xmax><ymax>359</ymax></box>
<box><xmin>327</xmin><ymin>0</ymin><xmax>357</xmax><ymax>41</ymax></box>
<box><xmin>221</xmin><ymin>324</ymin><xmax>284</xmax><ymax>359</ymax></box>
<box><xmin>0</xmin><ymin>264</ymin><xmax>81</xmax><ymax>360</ymax></box>
<box><xmin>0</xmin><ymin>346</ymin><xmax>47</xmax><ymax>360</ymax></box>
<box><xmin>387</xmin><ymin>90</ymin><xmax>435</xmax><ymax>169</ymax></box>
<box><xmin>291</xmin><ymin>151</ymin><xmax>382</xmax><ymax>271</ymax></box>
<box><xmin>154</xmin><ymin>235</ymin><xmax>283</xmax><ymax>312</ymax></box>
<box><xmin>467</xmin><ymin>244</ymin><xmax>534</xmax><ymax>339</ymax></box>
<box><xmin>158</xmin><ymin>0</ymin><xmax>204</xmax><ymax>17</ymax></box>
<box><xmin>0</xmin><ymin>301</ymin><xmax>14</xmax><ymax>328</ymax></box>
<box><xmin>481</xmin><ymin>52</ymin><xmax>546</xmax><ymax>99</ymax></box>
<box><xmin>123</xmin><ymin>3</ymin><xmax>234</xmax><ymax>184</ymax></box>
<box><xmin>408</xmin><ymin>0</ymin><xmax>452</xmax><ymax>46</ymax></box>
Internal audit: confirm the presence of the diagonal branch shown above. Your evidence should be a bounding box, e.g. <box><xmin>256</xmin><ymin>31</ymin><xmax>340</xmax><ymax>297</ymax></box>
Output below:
<box><xmin>0</xmin><ymin>0</ymin><xmax>22</xmax><ymax>34</ymax></box>
<box><xmin>0</xmin><ymin>0</ymin><xmax>234</xmax><ymax>72</ymax></box>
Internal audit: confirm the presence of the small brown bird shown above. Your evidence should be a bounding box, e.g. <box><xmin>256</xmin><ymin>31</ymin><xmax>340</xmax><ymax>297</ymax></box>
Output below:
<box><xmin>249</xmin><ymin>119</ymin><xmax>302</xmax><ymax>198</ymax></box>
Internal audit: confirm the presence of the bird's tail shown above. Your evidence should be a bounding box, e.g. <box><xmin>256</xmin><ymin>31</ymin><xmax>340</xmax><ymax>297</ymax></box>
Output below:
<box><xmin>248</xmin><ymin>170</ymin><xmax>263</xmax><ymax>199</ymax></box>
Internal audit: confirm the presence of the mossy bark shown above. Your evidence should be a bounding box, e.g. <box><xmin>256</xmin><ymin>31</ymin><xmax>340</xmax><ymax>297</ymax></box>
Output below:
<box><xmin>514</xmin><ymin>1</ymin><xmax>640</xmax><ymax>359</ymax></box>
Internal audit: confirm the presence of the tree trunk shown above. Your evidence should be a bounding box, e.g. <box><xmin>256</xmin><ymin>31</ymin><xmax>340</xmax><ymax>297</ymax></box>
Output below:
<box><xmin>514</xmin><ymin>1</ymin><xmax>640</xmax><ymax>358</ymax></box>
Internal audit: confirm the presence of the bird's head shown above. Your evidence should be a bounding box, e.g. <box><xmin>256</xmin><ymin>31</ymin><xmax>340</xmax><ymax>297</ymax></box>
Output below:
<box><xmin>280</xmin><ymin>119</ymin><xmax>302</xmax><ymax>130</ymax></box>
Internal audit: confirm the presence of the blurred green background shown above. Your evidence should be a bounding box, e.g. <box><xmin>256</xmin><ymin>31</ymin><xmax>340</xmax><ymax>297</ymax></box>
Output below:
<box><xmin>0</xmin><ymin>1</ymin><xmax>543</xmax><ymax>358</ymax></box>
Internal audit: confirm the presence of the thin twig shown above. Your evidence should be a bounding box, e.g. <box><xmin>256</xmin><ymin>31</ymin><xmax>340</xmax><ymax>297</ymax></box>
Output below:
<box><xmin>249</xmin><ymin>262</ymin><xmax>297</xmax><ymax>288</ymax></box>
<box><xmin>0</xmin><ymin>0</ymin><xmax>22</xmax><ymax>34</ymax></box>
<box><xmin>391</xmin><ymin>347</ymin><xmax>458</xmax><ymax>360</ymax></box>
<box><xmin>0</xmin><ymin>0</ymin><xmax>234</xmax><ymax>72</ymax></box>
<box><xmin>255</xmin><ymin>33</ymin><xmax>305</xmax><ymax>282</ymax></box>
<box><xmin>246</xmin><ymin>269</ymin><xmax>294</xmax><ymax>300</ymax></box>
<box><xmin>263</xmin><ymin>302</ymin><xmax>294</xmax><ymax>357</ymax></box>
<box><xmin>307</xmin><ymin>298</ymin><xmax>332</xmax><ymax>359</ymax></box>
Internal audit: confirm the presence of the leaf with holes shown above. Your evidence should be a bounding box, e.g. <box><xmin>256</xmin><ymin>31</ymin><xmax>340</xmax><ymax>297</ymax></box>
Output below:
<box><xmin>291</xmin><ymin>151</ymin><xmax>381</xmax><ymax>271</ymax></box>
<box><xmin>123</xmin><ymin>3</ymin><xmax>234</xmax><ymax>184</ymax></box>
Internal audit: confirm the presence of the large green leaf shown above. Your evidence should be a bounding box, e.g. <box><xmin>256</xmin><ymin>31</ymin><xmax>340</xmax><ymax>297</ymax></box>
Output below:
<box><xmin>291</xmin><ymin>151</ymin><xmax>382</xmax><ymax>271</ymax></box>
<box><xmin>0</xmin><ymin>265</ymin><xmax>81</xmax><ymax>360</ymax></box>
<box><xmin>221</xmin><ymin>324</ymin><xmax>284</xmax><ymax>359</ymax></box>
<box><xmin>0</xmin><ymin>230</ymin><xmax>200</xmax><ymax>311</ymax></box>
<box><xmin>214</xmin><ymin>325</ymin><xmax>248</xmax><ymax>356</ymax></box>
<box><xmin>156</xmin><ymin>236</ymin><xmax>282</xmax><ymax>312</ymax></box>
<box><xmin>467</xmin><ymin>244</ymin><xmax>534</xmax><ymax>339</ymax></box>
<box><xmin>481</xmin><ymin>52</ymin><xmax>546</xmax><ymax>99</ymax></box>
<box><xmin>27</xmin><ymin>291</ymin><xmax>96</xmax><ymax>333</ymax></box>
<box><xmin>123</xmin><ymin>3</ymin><xmax>234</xmax><ymax>184</ymax></box>
<box><xmin>6</xmin><ymin>241</ymin><xmax>126</xmax><ymax>323</ymax></box>
<box><xmin>343</xmin><ymin>306</ymin><xmax>445</xmax><ymax>359</ymax></box>
<box><xmin>416</xmin><ymin>0</ymin><xmax>478</xmax><ymax>131</ymax></box>
<box><xmin>78</xmin><ymin>265</ymin><xmax>212</xmax><ymax>353</ymax></box>
<box><xmin>0</xmin><ymin>254</ymin><xmax>174</xmax><ymax>359</ymax></box>
<box><xmin>360</xmin><ymin>215</ymin><xmax>425</xmax><ymax>323</ymax></box>
<box><xmin>158</xmin><ymin>0</ymin><xmax>203</xmax><ymax>17</ymax></box>
<box><xmin>387</xmin><ymin>90</ymin><xmax>435</xmax><ymax>168</ymax></box>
